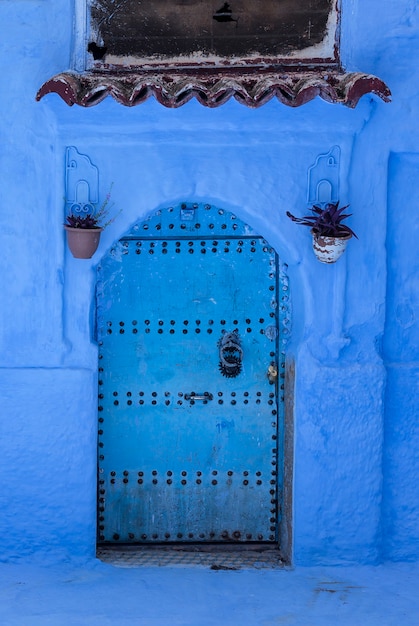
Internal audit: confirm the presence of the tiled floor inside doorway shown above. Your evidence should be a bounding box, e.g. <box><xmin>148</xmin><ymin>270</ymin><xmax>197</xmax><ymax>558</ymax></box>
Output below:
<box><xmin>97</xmin><ymin>543</ymin><xmax>286</xmax><ymax>569</ymax></box>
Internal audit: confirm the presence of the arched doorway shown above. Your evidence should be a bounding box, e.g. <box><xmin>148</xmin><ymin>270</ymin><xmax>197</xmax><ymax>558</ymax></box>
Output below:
<box><xmin>96</xmin><ymin>202</ymin><xmax>289</xmax><ymax>547</ymax></box>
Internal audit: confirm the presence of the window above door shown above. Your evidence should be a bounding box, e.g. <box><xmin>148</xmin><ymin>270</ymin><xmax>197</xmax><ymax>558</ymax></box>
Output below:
<box><xmin>86</xmin><ymin>0</ymin><xmax>339</xmax><ymax>71</ymax></box>
<box><xmin>36</xmin><ymin>0</ymin><xmax>391</xmax><ymax>109</ymax></box>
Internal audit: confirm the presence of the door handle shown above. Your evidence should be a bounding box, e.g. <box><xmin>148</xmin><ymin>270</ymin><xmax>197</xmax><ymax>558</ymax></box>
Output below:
<box><xmin>184</xmin><ymin>392</ymin><xmax>213</xmax><ymax>401</ymax></box>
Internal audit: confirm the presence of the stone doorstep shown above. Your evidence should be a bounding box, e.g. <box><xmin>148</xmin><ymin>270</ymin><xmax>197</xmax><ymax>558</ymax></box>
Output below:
<box><xmin>97</xmin><ymin>543</ymin><xmax>286</xmax><ymax>569</ymax></box>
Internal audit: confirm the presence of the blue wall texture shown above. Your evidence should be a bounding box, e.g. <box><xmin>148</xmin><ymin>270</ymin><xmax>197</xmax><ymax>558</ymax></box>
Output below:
<box><xmin>0</xmin><ymin>0</ymin><xmax>418</xmax><ymax>565</ymax></box>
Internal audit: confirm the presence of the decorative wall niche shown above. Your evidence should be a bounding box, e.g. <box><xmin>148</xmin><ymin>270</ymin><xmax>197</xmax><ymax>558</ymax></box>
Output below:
<box><xmin>65</xmin><ymin>146</ymin><xmax>99</xmax><ymax>216</ymax></box>
<box><xmin>307</xmin><ymin>145</ymin><xmax>340</xmax><ymax>205</ymax></box>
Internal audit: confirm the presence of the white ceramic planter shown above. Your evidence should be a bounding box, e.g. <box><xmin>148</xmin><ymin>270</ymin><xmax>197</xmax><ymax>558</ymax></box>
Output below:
<box><xmin>311</xmin><ymin>231</ymin><xmax>352</xmax><ymax>264</ymax></box>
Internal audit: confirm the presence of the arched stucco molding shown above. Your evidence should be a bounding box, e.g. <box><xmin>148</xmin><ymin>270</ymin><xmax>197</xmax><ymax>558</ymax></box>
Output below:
<box><xmin>95</xmin><ymin>200</ymin><xmax>294</xmax><ymax>559</ymax></box>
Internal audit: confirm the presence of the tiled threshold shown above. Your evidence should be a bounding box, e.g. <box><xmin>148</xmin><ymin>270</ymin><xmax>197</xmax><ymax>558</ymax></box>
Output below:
<box><xmin>97</xmin><ymin>543</ymin><xmax>286</xmax><ymax>570</ymax></box>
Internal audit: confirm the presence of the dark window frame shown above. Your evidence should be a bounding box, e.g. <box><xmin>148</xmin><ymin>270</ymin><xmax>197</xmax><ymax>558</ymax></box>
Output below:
<box><xmin>84</xmin><ymin>0</ymin><xmax>341</xmax><ymax>73</ymax></box>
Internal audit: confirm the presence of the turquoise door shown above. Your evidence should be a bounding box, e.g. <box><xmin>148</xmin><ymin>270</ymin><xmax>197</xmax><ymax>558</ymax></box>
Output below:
<box><xmin>97</xmin><ymin>203</ymin><xmax>283</xmax><ymax>544</ymax></box>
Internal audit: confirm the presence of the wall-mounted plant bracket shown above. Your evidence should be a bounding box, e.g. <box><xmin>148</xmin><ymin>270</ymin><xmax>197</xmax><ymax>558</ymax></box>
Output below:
<box><xmin>307</xmin><ymin>145</ymin><xmax>340</xmax><ymax>207</ymax></box>
<box><xmin>65</xmin><ymin>146</ymin><xmax>99</xmax><ymax>217</ymax></box>
<box><xmin>64</xmin><ymin>147</ymin><xmax>102</xmax><ymax>259</ymax></box>
<box><xmin>285</xmin><ymin>145</ymin><xmax>354</xmax><ymax>265</ymax></box>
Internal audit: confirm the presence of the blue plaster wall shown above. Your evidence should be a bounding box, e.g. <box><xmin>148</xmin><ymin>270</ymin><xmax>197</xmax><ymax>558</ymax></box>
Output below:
<box><xmin>0</xmin><ymin>0</ymin><xmax>418</xmax><ymax>564</ymax></box>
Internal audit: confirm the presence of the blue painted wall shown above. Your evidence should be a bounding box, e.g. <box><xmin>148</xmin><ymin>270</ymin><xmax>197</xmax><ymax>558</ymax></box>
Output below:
<box><xmin>0</xmin><ymin>0</ymin><xmax>418</xmax><ymax>564</ymax></box>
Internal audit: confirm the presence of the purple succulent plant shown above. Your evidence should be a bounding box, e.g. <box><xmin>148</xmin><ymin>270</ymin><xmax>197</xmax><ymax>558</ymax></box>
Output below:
<box><xmin>65</xmin><ymin>214</ymin><xmax>101</xmax><ymax>229</ymax></box>
<box><xmin>286</xmin><ymin>202</ymin><xmax>358</xmax><ymax>239</ymax></box>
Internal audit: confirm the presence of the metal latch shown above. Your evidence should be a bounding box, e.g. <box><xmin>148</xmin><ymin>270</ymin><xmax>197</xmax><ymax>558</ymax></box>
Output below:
<box><xmin>185</xmin><ymin>392</ymin><xmax>213</xmax><ymax>402</ymax></box>
<box><xmin>267</xmin><ymin>363</ymin><xmax>278</xmax><ymax>384</ymax></box>
<box><xmin>180</xmin><ymin>203</ymin><xmax>197</xmax><ymax>221</ymax></box>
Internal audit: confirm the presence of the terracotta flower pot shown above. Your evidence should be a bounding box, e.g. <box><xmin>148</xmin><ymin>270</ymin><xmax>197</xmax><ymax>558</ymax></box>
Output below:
<box><xmin>64</xmin><ymin>225</ymin><xmax>103</xmax><ymax>259</ymax></box>
<box><xmin>311</xmin><ymin>231</ymin><xmax>352</xmax><ymax>264</ymax></box>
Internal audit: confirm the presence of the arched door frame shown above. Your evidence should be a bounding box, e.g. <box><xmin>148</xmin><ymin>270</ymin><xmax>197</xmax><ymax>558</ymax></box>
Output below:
<box><xmin>96</xmin><ymin>201</ymin><xmax>293</xmax><ymax>560</ymax></box>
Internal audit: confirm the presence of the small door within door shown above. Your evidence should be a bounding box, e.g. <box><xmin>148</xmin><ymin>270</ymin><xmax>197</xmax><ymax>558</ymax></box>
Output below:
<box><xmin>97</xmin><ymin>204</ymin><xmax>282</xmax><ymax>544</ymax></box>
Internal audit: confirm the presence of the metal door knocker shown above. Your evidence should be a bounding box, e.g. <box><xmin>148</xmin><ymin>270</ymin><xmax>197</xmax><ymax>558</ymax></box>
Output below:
<box><xmin>218</xmin><ymin>330</ymin><xmax>243</xmax><ymax>378</ymax></box>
